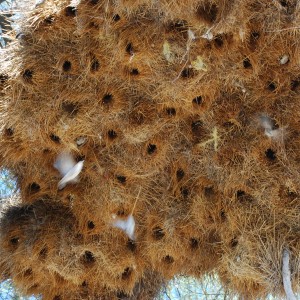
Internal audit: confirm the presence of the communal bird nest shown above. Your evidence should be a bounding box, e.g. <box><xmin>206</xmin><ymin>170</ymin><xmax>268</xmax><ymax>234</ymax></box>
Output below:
<box><xmin>1</xmin><ymin>0</ymin><xmax>300</xmax><ymax>299</ymax></box>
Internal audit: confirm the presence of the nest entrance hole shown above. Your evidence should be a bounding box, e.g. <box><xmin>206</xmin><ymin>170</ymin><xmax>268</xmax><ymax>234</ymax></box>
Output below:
<box><xmin>27</xmin><ymin>182</ymin><xmax>41</xmax><ymax>194</ymax></box>
<box><xmin>65</xmin><ymin>6</ymin><xmax>77</xmax><ymax>17</ymax></box>
<box><xmin>265</xmin><ymin>148</ymin><xmax>276</xmax><ymax>161</ymax></box>
<box><xmin>147</xmin><ymin>144</ymin><xmax>157</xmax><ymax>155</ymax></box>
<box><xmin>62</xmin><ymin>61</ymin><xmax>72</xmax><ymax>72</ymax></box>
<box><xmin>162</xmin><ymin>255</ymin><xmax>174</xmax><ymax>264</ymax></box>
<box><xmin>190</xmin><ymin>238</ymin><xmax>199</xmax><ymax>249</ymax></box>
<box><xmin>152</xmin><ymin>226</ymin><xmax>165</xmax><ymax>240</ymax></box>
<box><xmin>87</xmin><ymin>221</ymin><xmax>95</xmax><ymax>229</ymax></box>
<box><xmin>121</xmin><ymin>267</ymin><xmax>133</xmax><ymax>280</ymax></box>
<box><xmin>81</xmin><ymin>251</ymin><xmax>96</xmax><ymax>265</ymax></box>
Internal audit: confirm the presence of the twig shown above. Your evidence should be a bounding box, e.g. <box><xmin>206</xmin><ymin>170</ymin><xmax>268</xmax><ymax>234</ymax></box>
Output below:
<box><xmin>282</xmin><ymin>248</ymin><xmax>296</xmax><ymax>300</ymax></box>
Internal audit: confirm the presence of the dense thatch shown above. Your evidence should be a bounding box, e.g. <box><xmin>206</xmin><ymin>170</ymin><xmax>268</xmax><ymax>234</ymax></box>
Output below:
<box><xmin>1</xmin><ymin>0</ymin><xmax>300</xmax><ymax>299</ymax></box>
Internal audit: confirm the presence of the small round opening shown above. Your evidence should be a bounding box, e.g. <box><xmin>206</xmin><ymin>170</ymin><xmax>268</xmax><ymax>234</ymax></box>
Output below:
<box><xmin>44</xmin><ymin>15</ymin><xmax>55</xmax><ymax>25</ymax></box>
<box><xmin>116</xmin><ymin>291</ymin><xmax>129</xmax><ymax>299</ymax></box>
<box><xmin>162</xmin><ymin>255</ymin><xmax>174</xmax><ymax>264</ymax></box>
<box><xmin>166</xmin><ymin>107</ymin><xmax>176</xmax><ymax>116</ymax></box>
<box><xmin>181</xmin><ymin>68</ymin><xmax>194</xmax><ymax>78</ymax></box>
<box><xmin>23</xmin><ymin>69</ymin><xmax>33</xmax><ymax>81</ymax></box>
<box><xmin>39</xmin><ymin>247</ymin><xmax>48</xmax><ymax>259</ymax></box>
<box><xmin>220</xmin><ymin>210</ymin><xmax>226</xmax><ymax>221</ymax></box>
<box><xmin>91</xmin><ymin>59</ymin><xmax>100</xmax><ymax>72</ymax></box>
<box><xmin>291</xmin><ymin>80</ymin><xmax>299</xmax><ymax>91</ymax></box>
<box><xmin>126</xmin><ymin>43</ymin><xmax>134</xmax><ymax>55</ymax></box>
<box><xmin>53</xmin><ymin>296</ymin><xmax>62</xmax><ymax>300</ymax></box>
<box><xmin>87</xmin><ymin>221</ymin><xmax>95</xmax><ymax>229</ymax></box>
<box><xmin>127</xmin><ymin>239</ymin><xmax>136</xmax><ymax>252</ymax></box>
<box><xmin>0</xmin><ymin>73</ymin><xmax>8</xmax><ymax>84</ymax></box>
<box><xmin>24</xmin><ymin>268</ymin><xmax>33</xmax><ymax>277</ymax></box>
<box><xmin>5</xmin><ymin>128</ymin><xmax>14</xmax><ymax>137</ymax></box>
<box><xmin>50</xmin><ymin>134</ymin><xmax>60</xmax><ymax>143</ymax></box>
<box><xmin>116</xmin><ymin>175</ymin><xmax>126</xmax><ymax>184</ymax></box>
<box><xmin>28</xmin><ymin>182</ymin><xmax>41</xmax><ymax>194</ymax></box>
<box><xmin>10</xmin><ymin>237</ymin><xmax>19</xmax><ymax>246</ymax></box>
<box><xmin>130</xmin><ymin>68</ymin><xmax>139</xmax><ymax>76</ymax></box>
<box><xmin>82</xmin><ymin>251</ymin><xmax>95</xmax><ymax>265</ymax></box>
<box><xmin>180</xmin><ymin>187</ymin><xmax>189</xmax><ymax>198</ymax></box>
<box><xmin>190</xmin><ymin>238</ymin><xmax>199</xmax><ymax>249</ymax></box>
<box><xmin>243</xmin><ymin>58</ymin><xmax>252</xmax><ymax>69</ymax></box>
<box><xmin>108</xmin><ymin>130</ymin><xmax>117</xmax><ymax>139</ymax></box>
<box><xmin>89</xmin><ymin>0</ymin><xmax>99</xmax><ymax>4</ymax></box>
<box><xmin>250</xmin><ymin>31</ymin><xmax>260</xmax><ymax>42</ymax></box>
<box><xmin>267</xmin><ymin>82</ymin><xmax>276</xmax><ymax>92</ymax></box>
<box><xmin>280</xmin><ymin>0</ymin><xmax>288</xmax><ymax>7</ymax></box>
<box><xmin>265</xmin><ymin>148</ymin><xmax>276</xmax><ymax>161</ymax></box>
<box><xmin>230</xmin><ymin>238</ymin><xmax>238</xmax><ymax>248</ymax></box>
<box><xmin>65</xmin><ymin>6</ymin><xmax>77</xmax><ymax>17</ymax></box>
<box><xmin>176</xmin><ymin>168</ymin><xmax>185</xmax><ymax>181</ymax></box>
<box><xmin>192</xmin><ymin>96</ymin><xmax>202</xmax><ymax>105</ymax></box>
<box><xmin>102</xmin><ymin>94</ymin><xmax>113</xmax><ymax>105</ymax></box>
<box><xmin>121</xmin><ymin>267</ymin><xmax>132</xmax><ymax>280</ymax></box>
<box><xmin>62</xmin><ymin>61</ymin><xmax>72</xmax><ymax>72</ymax></box>
<box><xmin>152</xmin><ymin>226</ymin><xmax>165</xmax><ymax>240</ymax></box>
<box><xmin>62</xmin><ymin>102</ymin><xmax>79</xmax><ymax>116</ymax></box>
<box><xmin>113</xmin><ymin>14</ymin><xmax>121</xmax><ymax>22</ymax></box>
<box><xmin>147</xmin><ymin>144</ymin><xmax>157</xmax><ymax>154</ymax></box>
<box><xmin>214</xmin><ymin>35</ymin><xmax>224</xmax><ymax>48</ymax></box>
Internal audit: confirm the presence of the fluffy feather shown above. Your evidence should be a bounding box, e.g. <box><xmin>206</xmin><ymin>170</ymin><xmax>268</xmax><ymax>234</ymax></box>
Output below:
<box><xmin>112</xmin><ymin>214</ymin><xmax>135</xmax><ymax>240</ymax></box>
<box><xmin>54</xmin><ymin>152</ymin><xmax>84</xmax><ymax>190</ymax></box>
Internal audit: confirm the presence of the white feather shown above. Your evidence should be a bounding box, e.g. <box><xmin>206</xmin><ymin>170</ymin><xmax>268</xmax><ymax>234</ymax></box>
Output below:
<box><xmin>258</xmin><ymin>115</ymin><xmax>284</xmax><ymax>140</ymax></box>
<box><xmin>54</xmin><ymin>152</ymin><xmax>84</xmax><ymax>190</ymax></box>
<box><xmin>112</xmin><ymin>215</ymin><xmax>135</xmax><ymax>240</ymax></box>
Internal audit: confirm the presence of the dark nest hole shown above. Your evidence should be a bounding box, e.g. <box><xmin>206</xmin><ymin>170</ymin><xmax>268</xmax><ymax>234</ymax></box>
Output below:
<box><xmin>91</xmin><ymin>58</ymin><xmax>100</xmax><ymax>72</ymax></box>
<box><xmin>230</xmin><ymin>237</ymin><xmax>238</xmax><ymax>248</ymax></box>
<box><xmin>82</xmin><ymin>281</ymin><xmax>88</xmax><ymax>287</ymax></box>
<box><xmin>87</xmin><ymin>221</ymin><xmax>95</xmax><ymax>230</ymax></box>
<box><xmin>53</xmin><ymin>296</ymin><xmax>62</xmax><ymax>300</ymax></box>
<box><xmin>176</xmin><ymin>168</ymin><xmax>185</xmax><ymax>181</ymax></box>
<box><xmin>152</xmin><ymin>226</ymin><xmax>165</xmax><ymax>240</ymax></box>
<box><xmin>213</xmin><ymin>34</ymin><xmax>224</xmax><ymax>48</ymax></box>
<box><xmin>223</xmin><ymin>121</ymin><xmax>235</xmax><ymax>128</ymax></box>
<box><xmin>291</xmin><ymin>79</ymin><xmax>300</xmax><ymax>91</ymax></box>
<box><xmin>129</xmin><ymin>68</ymin><xmax>139</xmax><ymax>76</ymax></box>
<box><xmin>162</xmin><ymin>255</ymin><xmax>174</xmax><ymax>264</ymax></box>
<box><xmin>126</xmin><ymin>43</ymin><xmax>134</xmax><ymax>55</ymax></box>
<box><xmin>24</xmin><ymin>268</ymin><xmax>33</xmax><ymax>277</ymax></box>
<box><xmin>116</xmin><ymin>291</ymin><xmax>130</xmax><ymax>299</ymax></box>
<box><xmin>117</xmin><ymin>208</ymin><xmax>125</xmax><ymax>216</ymax></box>
<box><xmin>265</xmin><ymin>148</ymin><xmax>276</xmax><ymax>161</ymax></box>
<box><xmin>147</xmin><ymin>143</ymin><xmax>157</xmax><ymax>155</ymax></box>
<box><xmin>44</xmin><ymin>15</ymin><xmax>55</xmax><ymax>25</ymax></box>
<box><xmin>193</xmin><ymin>96</ymin><xmax>203</xmax><ymax>106</ymax></box>
<box><xmin>116</xmin><ymin>175</ymin><xmax>126</xmax><ymax>184</ymax></box>
<box><xmin>168</xmin><ymin>20</ymin><xmax>188</xmax><ymax>35</ymax></box>
<box><xmin>243</xmin><ymin>58</ymin><xmax>252</xmax><ymax>69</ymax></box>
<box><xmin>220</xmin><ymin>210</ymin><xmax>226</xmax><ymax>221</ymax></box>
<box><xmin>166</xmin><ymin>107</ymin><xmax>176</xmax><ymax>116</ymax></box>
<box><xmin>102</xmin><ymin>93</ymin><xmax>113</xmax><ymax>105</ymax></box>
<box><xmin>10</xmin><ymin>237</ymin><xmax>19</xmax><ymax>247</ymax></box>
<box><xmin>180</xmin><ymin>187</ymin><xmax>189</xmax><ymax>199</ymax></box>
<box><xmin>81</xmin><ymin>251</ymin><xmax>96</xmax><ymax>265</ymax></box>
<box><xmin>121</xmin><ymin>267</ymin><xmax>133</xmax><ymax>280</ymax></box>
<box><xmin>39</xmin><ymin>247</ymin><xmax>48</xmax><ymax>260</ymax></box>
<box><xmin>190</xmin><ymin>238</ymin><xmax>199</xmax><ymax>250</ymax></box>
<box><xmin>108</xmin><ymin>129</ymin><xmax>117</xmax><ymax>140</ymax></box>
<box><xmin>113</xmin><ymin>14</ymin><xmax>121</xmax><ymax>22</ymax></box>
<box><xmin>50</xmin><ymin>134</ymin><xmax>61</xmax><ymax>143</ymax></box>
<box><xmin>236</xmin><ymin>190</ymin><xmax>254</xmax><ymax>204</ymax></box>
<box><xmin>267</xmin><ymin>82</ymin><xmax>277</xmax><ymax>92</ymax></box>
<box><xmin>65</xmin><ymin>6</ymin><xmax>77</xmax><ymax>17</ymax></box>
<box><xmin>280</xmin><ymin>0</ymin><xmax>288</xmax><ymax>6</ymax></box>
<box><xmin>62</xmin><ymin>60</ymin><xmax>72</xmax><ymax>72</ymax></box>
<box><xmin>23</xmin><ymin>69</ymin><xmax>33</xmax><ymax>82</ymax></box>
<box><xmin>127</xmin><ymin>239</ymin><xmax>136</xmax><ymax>252</ymax></box>
<box><xmin>76</xmin><ymin>154</ymin><xmax>85</xmax><ymax>162</ymax></box>
<box><xmin>4</xmin><ymin>127</ymin><xmax>14</xmax><ymax>137</ymax></box>
<box><xmin>181</xmin><ymin>68</ymin><xmax>195</xmax><ymax>79</ymax></box>
<box><xmin>27</xmin><ymin>182</ymin><xmax>41</xmax><ymax>194</ymax></box>
<box><xmin>89</xmin><ymin>0</ymin><xmax>99</xmax><ymax>5</ymax></box>
<box><xmin>196</xmin><ymin>3</ymin><xmax>218</xmax><ymax>25</ymax></box>
<box><xmin>62</xmin><ymin>102</ymin><xmax>79</xmax><ymax>117</ymax></box>
<box><xmin>204</xmin><ymin>186</ymin><xmax>215</xmax><ymax>199</ymax></box>
<box><xmin>0</xmin><ymin>73</ymin><xmax>8</xmax><ymax>84</ymax></box>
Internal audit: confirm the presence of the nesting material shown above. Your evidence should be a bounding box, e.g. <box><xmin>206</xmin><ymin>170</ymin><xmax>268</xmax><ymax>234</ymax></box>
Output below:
<box><xmin>1</xmin><ymin>0</ymin><xmax>300</xmax><ymax>299</ymax></box>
